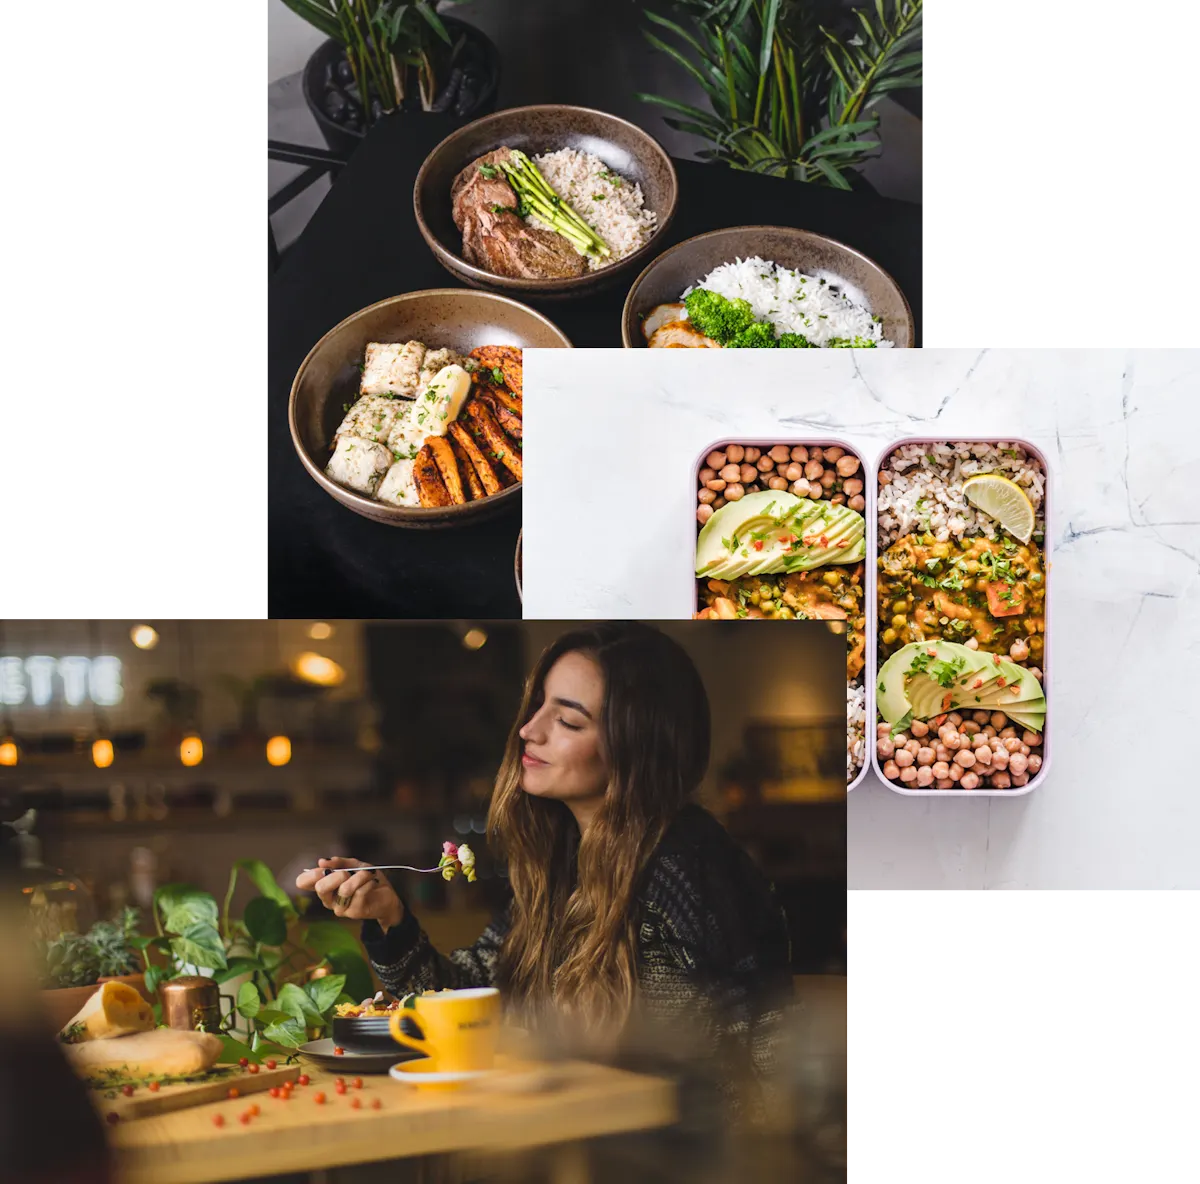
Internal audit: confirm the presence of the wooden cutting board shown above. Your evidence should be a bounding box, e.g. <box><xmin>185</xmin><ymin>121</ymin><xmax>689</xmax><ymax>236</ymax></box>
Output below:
<box><xmin>89</xmin><ymin>1063</ymin><xmax>301</xmax><ymax>1122</ymax></box>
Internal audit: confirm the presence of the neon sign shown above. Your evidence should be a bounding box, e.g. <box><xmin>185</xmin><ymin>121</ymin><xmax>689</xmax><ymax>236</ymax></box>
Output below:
<box><xmin>0</xmin><ymin>656</ymin><xmax>124</xmax><ymax>707</ymax></box>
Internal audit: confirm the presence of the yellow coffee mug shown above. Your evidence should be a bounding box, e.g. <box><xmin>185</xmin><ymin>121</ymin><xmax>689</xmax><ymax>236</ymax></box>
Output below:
<box><xmin>389</xmin><ymin>987</ymin><xmax>500</xmax><ymax>1072</ymax></box>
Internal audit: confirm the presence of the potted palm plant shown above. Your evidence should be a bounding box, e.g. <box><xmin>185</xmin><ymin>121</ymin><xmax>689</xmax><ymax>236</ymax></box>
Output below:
<box><xmin>639</xmin><ymin>0</ymin><xmax>921</xmax><ymax>189</ymax></box>
<box><xmin>280</xmin><ymin>0</ymin><xmax>501</xmax><ymax>157</ymax></box>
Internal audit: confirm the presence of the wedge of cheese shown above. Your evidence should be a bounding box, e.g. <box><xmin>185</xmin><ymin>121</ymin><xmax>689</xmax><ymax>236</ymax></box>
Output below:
<box><xmin>64</xmin><ymin>1027</ymin><xmax>223</xmax><ymax>1080</ymax></box>
<box><xmin>59</xmin><ymin>980</ymin><xmax>155</xmax><ymax>1044</ymax></box>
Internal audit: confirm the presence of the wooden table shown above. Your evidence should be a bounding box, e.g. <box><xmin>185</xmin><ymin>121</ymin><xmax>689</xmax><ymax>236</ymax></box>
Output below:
<box><xmin>108</xmin><ymin>1059</ymin><xmax>676</xmax><ymax>1184</ymax></box>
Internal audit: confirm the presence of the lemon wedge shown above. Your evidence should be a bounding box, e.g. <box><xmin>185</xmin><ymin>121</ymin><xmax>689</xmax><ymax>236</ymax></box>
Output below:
<box><xmin>962</xmin><ymin>474</ymin><xmax>1035</xmax><ymax>543</ymax></box>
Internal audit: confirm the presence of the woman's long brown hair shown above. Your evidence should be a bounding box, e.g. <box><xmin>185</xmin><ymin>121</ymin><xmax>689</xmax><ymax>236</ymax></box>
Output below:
<box><xmin>488</xmin><ymin>623</ymin><xmax>711</xmax><ymax>1040</ymax></box>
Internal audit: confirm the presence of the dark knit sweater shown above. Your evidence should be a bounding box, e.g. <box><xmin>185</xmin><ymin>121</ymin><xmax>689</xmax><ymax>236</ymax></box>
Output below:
<box><xmin>361</xmin><ymin>805</ymin><xmax>793</xmax><ymax>1094</ymax></box>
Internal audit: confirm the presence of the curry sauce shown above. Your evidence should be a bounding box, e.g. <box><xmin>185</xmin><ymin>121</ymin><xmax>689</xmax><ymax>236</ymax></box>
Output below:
<box><xmin>877</xmin><ymin>535</ymin><xmax>1045</xmax><ymax>661</ymax></box>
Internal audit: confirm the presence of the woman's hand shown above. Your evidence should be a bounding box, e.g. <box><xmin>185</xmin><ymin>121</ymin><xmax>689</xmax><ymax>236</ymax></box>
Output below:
<box><xmin>295</xmin><ymin>858</ymin><xmax>404</xmax><ymax>932</ymax></box>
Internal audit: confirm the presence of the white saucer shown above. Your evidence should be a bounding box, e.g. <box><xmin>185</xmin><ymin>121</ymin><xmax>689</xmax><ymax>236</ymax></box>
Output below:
<box><xmin>389</xmin><ymin>1061</ymin><xmax>494</xmax><ymax>1087</ymax></box>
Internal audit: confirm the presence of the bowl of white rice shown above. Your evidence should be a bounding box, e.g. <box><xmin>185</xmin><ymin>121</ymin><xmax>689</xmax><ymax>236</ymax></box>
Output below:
<box><xmin>415</xmin><ymin>105</ymin><xmax>678</xmax><ymax>300</ymax></box>
<box><xmin>621</xmin><ymin>226</ymin><xmax>913</xmax><ymax>347</ymax></box>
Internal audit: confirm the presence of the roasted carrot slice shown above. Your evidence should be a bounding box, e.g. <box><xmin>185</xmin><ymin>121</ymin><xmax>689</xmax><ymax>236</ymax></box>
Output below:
<box><xmin>426</xmin><ymin>437</ymin><xmax>466</xmax><ymax>505</ymax></box>
<box><xmin>483</xmin><ymin>392</ymin><xmax>522</xmax><ymax>440</ymax></box>
<box><xmin>413</xmin><ymin>445</ymin><xmax>453</xmax><ymax>508</ymax></box>
<box><xmin>451</xmin><ymin>437</ymin><xmax>485</xmax><ymax>501</ymax></box>
<box><xmin>448</xmin><ymin>422</ymin><xmax>502</xmax><ymax>496</ymax></box>
<box><xmin>985</xmin><ymin>581</ymin><xmax>1026</xmax><ymax>617</ymax></box>
<box><xmin>469</xmin><ymin>345</ymin><xmax>522</xmax><ymax>399</ymax></box>
<box><xmin>465</xmin><ymin>399</ymin><xmax>522</xmax><ymax>482</ymax></box>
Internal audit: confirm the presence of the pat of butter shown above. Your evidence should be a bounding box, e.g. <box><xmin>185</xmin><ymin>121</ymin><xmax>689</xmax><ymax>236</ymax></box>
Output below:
<box><xmin>408</xmin><ymin>364</ymin><xmax>471</xmax><ymax>438</ymax></box>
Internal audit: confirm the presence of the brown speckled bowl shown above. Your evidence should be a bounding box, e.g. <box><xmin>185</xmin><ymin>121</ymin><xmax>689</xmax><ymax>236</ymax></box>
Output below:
<box><xmin>620</xmin><ymin>226</ymin><xmax>914</xmax><ymax>347</ymax></box>
<box><xmin>289</xmin><ymin>290</ymin><xmax>570</xmax><ymax>528</ymax></box>
<box><xmin>414</xmin><ymin>105</ymin><xmax>678</xmax><ymax>301</ymax></box>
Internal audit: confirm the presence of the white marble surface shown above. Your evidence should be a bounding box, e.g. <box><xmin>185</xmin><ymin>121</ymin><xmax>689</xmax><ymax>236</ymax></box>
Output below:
<box><xmin>523</xmin><ymin>348</ymin><xmax>1200</xmax><ymax>888</ymax></box>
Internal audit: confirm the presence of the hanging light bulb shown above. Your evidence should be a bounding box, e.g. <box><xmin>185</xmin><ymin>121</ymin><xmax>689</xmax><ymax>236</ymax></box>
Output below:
<box><xmin>265</xmin><ymin>735</ymin><xmax>291</xmax><ymax>767</ymax></box>
<box><xmin>179</xmin><ymin>734</ymin><xmax>203</xmax><ymax>767</ymax></box>
<box><xmin>308</xmin><ymin>622</ymin><xmax>334</xmax><ymax>640</ymax></box>
<box><xmin>0</xmin><ymin>738</ymin><xmax>17</xmax><ymax>767</ymax></box>
<box><xmin>462</xmin><ymin>627</ymin><xmax>488</xmax><ymax>651</ymax></box>
<box><xmin>92</xmin><ymin>738</ymin><xmax>114</xmax><ymax>769</ymax></box>
<box><xmin>290</xmin><ymin>652</ymin><xmax>345</xmax><ymax>687</ymax></box>
<box><xmin>130</xmin><ymin>624</ymin><xmax>159</xmax><ymax>650</ymax></box>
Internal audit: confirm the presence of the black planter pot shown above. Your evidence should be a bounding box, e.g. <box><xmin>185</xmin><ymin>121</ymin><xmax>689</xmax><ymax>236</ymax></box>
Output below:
<box><xmin>302</xmin><ymin>17</ymin><xmax>501</xmax><ymax>159</ymax></box>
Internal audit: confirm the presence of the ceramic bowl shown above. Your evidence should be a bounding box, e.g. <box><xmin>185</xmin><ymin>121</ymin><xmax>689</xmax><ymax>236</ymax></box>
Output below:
<box><xmin>289</xmin><ymin>289</ymin><xmax>570</xmax><ymax>528</ymax></box>
<box><xmin>414</xmin><ymin>104</ymin><xmax>678</xmax><ymax>300</ymax></box>
<box><xmin>620</xmin><ymin>225</ymin><xmax>914</xmax><ymax>347</ymax></box>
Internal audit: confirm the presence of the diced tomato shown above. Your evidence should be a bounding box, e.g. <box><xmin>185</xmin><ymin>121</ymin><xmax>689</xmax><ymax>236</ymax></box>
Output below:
<box><xmin>997</xmin><ymin>677</ymin><xmax>1007</xmax><ymax>687</ymax></box>
<box><xmin>753</xmin><ymin>540</ymin><xmax>764</xmax><ymax>551</ymax></box>
<box><xmin>942</xmin><ymin>693</ymin><xmax>953</xmax><ymax>711</ymax></box>
<box><xmin>986</xmin><ymin>581</ymin><xmax>1025</xmax><ymax>617</ymax></box>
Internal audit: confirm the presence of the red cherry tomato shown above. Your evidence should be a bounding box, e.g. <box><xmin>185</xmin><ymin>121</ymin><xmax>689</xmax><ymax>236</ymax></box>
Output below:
<box><xmin>148</xmin><ymin>1081</ymin><xmax>161</xmax><ymax>1092</ymax></box>
<box><xmin>212</xmin><ymin>1113</ymin><xmax>225</xmax><ymax>1128</ymax></box>
<box><xmin>227</xmin><ymin>1087</ymin><xmax>240</xmax><ymax>1100</ymax></box>
<box><xmin>247</xmin><ymin>1063</ymin><xmax>260</xmax><ymax>1075</ymax></box>
<box><xmin>265</xmin><ymin>1058</ymin><xmax>277</xmax><ymax>1070</ymax></box>
<box><xmin>371</xmin><ymin>1098</ymin><xmax>382</xmax><ymax>1110</ymax></box>
<box><xmin>238</xmin><ymin>1057</ymin><xmax>248</xmax><ymax>1068</ymax></box>
<box><xmin>314</xmin><ymin>1091</ymin><xmax>327</xmax><ymax>1104</ymax></box>
<box><xmin>350</xmin><ymin>1097</ymin><xmax>362</xmax><ymax>1109</ymax></box>
<box><xmin>353</xmin><ymin>1077</ymin><xmax>363</xmax><ymax>1089</ymax></box>
<box><xmin>269</xmin><ymin>1087</ymin><xmax>280</xmax><ymax>1098</ymax></box>
<box><xmin>239</xmin><ymin>1112</ymin><xmax>252</xmax><ymax>1126</ymax></box>
<box><xmin>106</xmin><ymin>1112</ymin><xmax>120</xmax><ymax>1125</ymax></box>
<box><xmin>120</xmin><ymin>1085</ymin><xmax>135</xmax><ymax>1097</ymax></box>
<box><xmin>335</xmin><ymin>1082</ymin><xmax>347</xmax><ymax>1095</ymax></box>
<box><xmin>249</xmin><ymin>1103</ymin><xmax>260</xmax><ymax>1117</ymax></box>
<box><xmin>334</xmin><ymin>1046</ymin><xmax>345</xmax><ymax>1055</ymax></box>
<box><xmin>297</xmin><ymin>1074</ymin><xmax>310</xmax><ymax>1086</ymax></box>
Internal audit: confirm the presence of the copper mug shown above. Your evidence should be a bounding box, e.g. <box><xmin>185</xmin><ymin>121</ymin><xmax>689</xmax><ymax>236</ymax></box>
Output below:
<box><xmin>160</xmin><ymin>975</ymin><xmax>234</xmax><ymax>1033</ymax></box>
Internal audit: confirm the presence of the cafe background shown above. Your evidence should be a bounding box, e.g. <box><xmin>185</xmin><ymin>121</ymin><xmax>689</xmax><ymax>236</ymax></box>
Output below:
<box><xmin>0</xmin><ymin>619</ymin><xmax>846</xmax><ymax>975</ymax></box>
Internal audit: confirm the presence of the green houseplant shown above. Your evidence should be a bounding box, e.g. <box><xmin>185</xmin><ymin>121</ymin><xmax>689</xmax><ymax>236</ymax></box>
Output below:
<box><xmin>135</xmin><ymin>859</ymin><xmax>373</xmax><ymax>1062</ymax></box>
<box><xmin>640</xmin><ymin>0</ymin><xmax>922</xmax><ymax>189</ymax></box>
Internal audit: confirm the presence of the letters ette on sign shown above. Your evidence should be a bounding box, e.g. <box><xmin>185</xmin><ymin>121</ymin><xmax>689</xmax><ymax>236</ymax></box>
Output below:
<box><xmin>0</xmin><ymin>656</ymin><xmax>124</xmax><ymax>707</ymax></box>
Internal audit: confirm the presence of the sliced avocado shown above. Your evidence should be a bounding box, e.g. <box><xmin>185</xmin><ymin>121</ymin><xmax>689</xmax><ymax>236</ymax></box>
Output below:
<box><xmin>973</xmin><ymin>661</ymin><xmax>1044</xmax><ymax>708</ymax></box>
<box><xmin>695</xmin><ymin>491</ymin><xmax>804</xmax><ymax>578</ymax></box>
<box><xmin>877</xmin><ymin>641</ymin><xmax>999</xmax><ymax>726</ymax></box>
<box><xmin>1002</xmin><ymin>704</ymin><xmax>1046</xmax><ymax>732</ymax></box>
<box><xmin>780</xmin><ymin>502</ymin><xmax>866</xmax><ymax>571</ymax></box>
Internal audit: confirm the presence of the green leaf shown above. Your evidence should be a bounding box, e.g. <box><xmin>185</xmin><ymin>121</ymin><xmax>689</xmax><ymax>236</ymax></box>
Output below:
<box><xmin>326</xmin><ymin>951</ymin><xmax>374</xmax><ymax>1005</ymax></box>
<box><xmin>233</xmin><ymin>859</ymin><xmax>297</xmax><ymax>920</ymax></box>
<box><xmin>262</xmin><ymin>1018</ymin><xmax>307</xmax><ymax>1050</ymax></box>
<box><xmin>254</xmin><ymin>1008</ymin><xmax>296</xmax><ymax>1027</ymax></box>
<box><xmin>128</xmin><ymin>934</ymin><xmax>168</xmax><ymax>953</ymax></box>
<box><xmin>236</xmin><ymin>980</ymin><xmax>262</xmax><ymax>1020</ymax></box>
<box><xmin>155</xmin><ymin>884</ymin><xmax>218</xmax><ymax>933</ymax></box>
<box><xmin>169</xmin><ymin>922</ymin><xmax>227</xmax><ymax>971</ymax></box>
<box><xmin>759</xmin><ymin>0</ymin><xmax>782</xmax><ymax>76</ymax></box>
<box><xmin>276</xmin><ymin>982</ymin><xmax>322</xmax><ymax>1027</ymax></box>
<box><xmin>303</xmin><ymin>973</ymin><xmax>347</xmax><ymax>1017</ymax></box>
<box><xmin>213</xmin><ymin>956</ymin><xmax>264</xmax><ymax>985</ymax></box>
<box><xmin>243</xmin><ymin>896</ymin><xmax>287</xmax><ymax>947</ymax></box>
<box><xmin>415</xmin><ymin>1</ymin><xmax>450</xmax><ymax>45</ymax></box>
<box><xmin>218</xmin><ymin>1033</ymin><xmax>265</xmax><ymax>1065</ymax></box>
<box><xmin>144</xmin><ymin>964</ymin><xmax>167</xmax><ymax>999</ymax></box>
<box><xmin>302</xmin><ymin>920</ymin><xmax>362</xmax><ymax>958</ymax></box>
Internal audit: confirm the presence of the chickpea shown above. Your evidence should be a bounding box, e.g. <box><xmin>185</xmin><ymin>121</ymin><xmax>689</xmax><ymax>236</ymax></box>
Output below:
<box><xmin>832</xmin><ymin>493</ymin><xmax>847</xmax><ymax>505</ymax></box>
<box><xmin>877</xmin><ymin>738</ymin><xmax>895</xmax><ymax>760</ymax></box>
<box><xmin>719</xmin><ymin>463</ymin><xmax>740</xmax><ymax>483</ymax></box>
<box><xmin>1018</xmin><ymin>743</ymin><xmax>1030</xmax><ymax>756</ymax></box>
<box><xmin>972</xmin><ymin>732</ymin><xmax>990</xmax><ymax>750</ymax></box>
<box><xmin>823</xmin><ymin>446</ymin><xmax>844</xmax><ymax>462</ymax></box>
<box><xmin>1010</xmin><ymin>638</ymin><xmax>1030</xmax><ymax>662</ymax></box>
<box><xmin>894</xmin><ymin>748</ymin><xmax>914</xmax><ymax>768</ymax></box>
<box><xmin>935</xmin><ymin>745</ymin><xmax>950</xmax><ymax>762</ymax></box>
<box><xmin>789</xmin><ymin>480</ymin><xmax>808</xmax><ymax>497</ymax></box>
<box><xmin>961</xmin><ymin>720</ymin><xmax>980</xmax><ymax>736</ymax></box>
<box><xmin>1003</xmin><ymin>738</ymin><xmax>1021</xmax><ymax>754</ymax></box>
<box><xmin>698</xmin><ymin>488</ymin><xmax>716</xmax><ymax>505</ymax></box>
<box><xmin>698</xmin><ymin>467</ymin><xmax>715</xmax><ymax>484</ymax></box>
<box><xmin>737</xmin><ymin>464</ymin><xmax>757</xmax><ymax>485</ymax></box>
<box><xmin>785</xmin><ymin>462</ymin><xmax>804</xmax><ymax>482</ymax></box>
<box><xmin>882</xmin><ymin>759</ymin><xmax>900</xmax><ymax>780</ymax></box>
<box><xmin>1000</xmin><ymin>726</ymin><xmax>1017</xmax><ymax>740</ymax></box>
<box><xmin>964</xmin><ymin>636</ymin><xmax>979</xmax><ymax>651</ymax></box>
<box><xmin>916</xmin><ymin>747</ymin><xmax>935</xmax><ymax>766</ymax></box>
<box><xmin>948</xmin><ymin>712</ymin><xmax>963</xmax><ymax>727</ymax></box>
<box><xmin>990</xmin><ymin>771</ymin><xmax>1012</xmax><ymax>789</ymax></box>
<box><xmin>697</xmin><ymin>504</ymin><xmax>714</xmax><ymax>525</ymax></box>
<box><xmin>743</xmin><ymin>446</ymin><xmax>761</xmax><ymax>463</ymax></box>
<box><xmin>806</xmin><ymin>482</ymin><xmax>824</xmax><ymax>500</ymax></box>
<box><xmin>902</xmin><ymin>739</ymin><xmax>919</xmax><ymax>757</ymax></box>
<box><xmin>725</xmin><ymin>483</ymin><xmax>745</xmax><ymax>501</ymax></box>
<box><xmin>757</xmin><ymin>455</ymin><xmax>775</xmax><ymax>473</ymax></box>
<box><xmin>768</xmin><ymin>476</ymin><xmax>789</xmax><ymax>491</ymax></box>
<box><xmin>972</xmin><ymin>710</ymin><xmax>990</xmax><ymax>725</ymax></box>
<box><xmin>960</xmin><ymin>772</ymin><xmax>981</xmax><ymax>790</ymax></box>
<box><xmin>935</xmin><ymin>778</ymin><xmax>955</xmax><ymax>790</ymax></box>
<box><xmin>790</xmin><ymin>446</ymin><xmax>808</xmax><ymax>463</ymax></box>
<box><xmin>878</xmin><ymin>469</ymin><xmax>892</xmax><ymax>485</ymax></box>
<box><xmin>974</xmin><ymin>746</ymin><xmax>992</xmax><ymax>766</ymax></box>
<box><xmin>1028</xmin><ymin>667</ymin><xmax>1043</xmax><ymax>681</ymax></box>
<box><xmin>1027</xmin><ymin>754</ymin><xmax>1042</xmax><ymax>774</ymax></box>
<box><xmin>843</xmin><ymin>478</ymin><xmax>864</xmax><ymax>496</ymax></box>
<box><xmin>1010</xmin><ymin>772</ymin><xmax>1029</xmax><ymax>787</ymax></box>
<box><xmin>892</xmin><ymin>732</ymin><xmax>909</xmax><ymax>746</ymax></box>
<box><xmin>835</xmin><ymin>454</ymin><xmax>860</xmax><ymax>477</ymax></box>
<box><xmin>983</xmin><ymin>726</ymin><xmax>997</xmax><ymax>739</ymax></box>
<box><xmin>804</xmin><ymin>460</ymin><xmax>823</xmax><ymax>481</ymax></box>
<box><xmin>768</xmin><ymin>444</ymin><xmax>790</xmax><ymax>463</ymax></box>
<box><xmin>877</xmin><ymin>723</ymin><xmax>891</xmax><ymax>737</ymax></box>
<box><xmin>848</xmin><ymin>495</ymin><xmax>865</xmax><ymax>511</ymax></box>
<box><xmin>1008</xmin><ymin>752</ymin><xmax>1028</xmax><ymax>776</ymax></box>
<box><xmin>891</xmin><ymin>613</ymin><xmax>907</xmax><ymax>629</ymax></box>
<box><xmin>712</xmin><ymin>496</ymin><xmax>726</xmax><ymax>510</ymax></box>
<box><xmin>706</xmin><ymin>450</ymin><xmax>726</xmax><ymax>469</ymax></box>
<box><xmin>1022</xmin><ymin>731</ymin><xmax>1042</xmax><ymax>747</ymax></box>
<box><xmin>953</xmin><ymin>749</ymin><xmax>976</xmax><ymax>769</ymax></box>
<box><xmin>948</xmin><ymin>763</ymin><xmax>963</xmax><ymax>782</ymax></box>
<box><xmin>932</xmin><ymin>761</ymin><xmax>950</xmax><ymax>779</ymax></box>
<box><xmin>910</xmin><ymin>720</ymin><xmax>929</xmax><ymax>738</ymax></box>
<box><xmin>706</xmin><ymin>478</ymin><xmax>726</xmax><ymax>492</ymax></box>
<box><xmin>989</xmin><ymin>712</ymin><xmax>1007</xmax><ymax>731</ymax></box>
<box><xmin>943</xmin><ymin>732</ymin><xmax>963</xmax><ymax>752</ymax></box>
<box><xmin>725</xmin><ymin>444</ymin><xmax>745</xmax><ymax>463</ymax></box>
<box><xmin>991</xmin><ymin>748</ymin><xmax>1009</xmax><ymax>770</ymax></box>
<box><xmin>810</xmin><ymin>447</ymin><xmax>823</xmax><ymax>462</ymax></box>
<box><xmin>775</xmin><ymin>461</ymin><xmax>791</xmax><ymax>476</ymax></box>
<box><xmin>899</xmin><ymin>765</ymin><xmax>918</xmax><ymax>783</ymax></box>
<box><xmin>820</xmin><ymin>470</ymin><xmax>837</xmax><ymax>489</ymax></box>
<box><xmin>916</xmin><ymin>766</ymin><xmax>934</xmax><ymax>787</ymax></box>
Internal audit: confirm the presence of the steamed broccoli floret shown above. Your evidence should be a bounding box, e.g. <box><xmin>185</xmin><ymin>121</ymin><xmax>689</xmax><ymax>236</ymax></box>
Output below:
<box><xmin>727</xmin><ymin>321</ymin><xmax>778</xmax><ymax>349</ymax></box>
<box><xmin>826</xmin><ymin>335</ymin><xmax>879</xmax><ymax>348</ymax></box>
<box><xmin>776</xmin><ymin>332</ymin><xmax>814</xmax><ymax>348</ymax></box>
<box><xmin>684</xmin><ymin>289</ymin><xmax>756</xmax><ymax>344</ymax></box>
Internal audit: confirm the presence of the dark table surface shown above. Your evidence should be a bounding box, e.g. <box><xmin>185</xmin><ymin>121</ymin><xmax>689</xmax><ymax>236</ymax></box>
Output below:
<box><xmin>269</xmin><ymin>113</ymin><xmax>922</xmax><ymax>620</ymax></box>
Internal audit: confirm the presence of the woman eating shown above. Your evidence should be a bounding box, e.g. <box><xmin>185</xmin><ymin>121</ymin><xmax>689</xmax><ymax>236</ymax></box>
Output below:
<box><xmin>295</xmin><ymin>623</ymin><xmax>793</xmax><ymax>1112</ymax></box>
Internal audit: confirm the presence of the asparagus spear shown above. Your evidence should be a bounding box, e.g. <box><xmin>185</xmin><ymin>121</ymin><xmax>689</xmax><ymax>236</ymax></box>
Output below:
<box><xmin>498</xmin><ymin>150</ymin><xmax>612</xmax><ymax>260</ymax></box>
